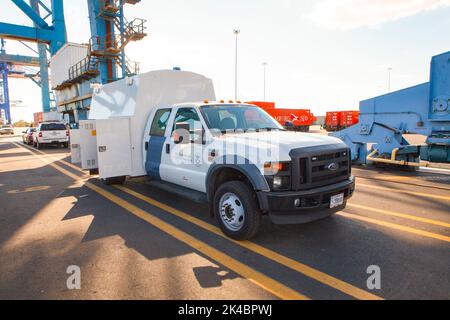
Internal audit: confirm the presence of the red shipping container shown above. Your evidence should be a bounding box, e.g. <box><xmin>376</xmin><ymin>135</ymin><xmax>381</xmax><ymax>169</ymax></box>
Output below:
<box><xmin>246</xmin><ymin>101</ymin><xmax>316</xmax><ymax>131</ymax></box>
<box><xmin>246</xmin><ymin>101</ymin><xmax>275</xmax><ymax>110</ymax></box>
<box><xmin>33</xmin><ymin>112</ymin><xmax>43</xmax><ymax>127</ymax></box>
<box><xmin>326</xmin><ymin>112</ymin><xmax>340</xmax><ymax>128</ymax></box>
<box><xmin>339</xmin><ymin>111</ymin><xmax>359</xmax><ymax>127</ymax></box>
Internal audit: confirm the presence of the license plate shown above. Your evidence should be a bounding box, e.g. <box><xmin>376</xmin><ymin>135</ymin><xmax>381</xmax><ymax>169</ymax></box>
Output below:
<box><xmin>330</xmin><ymin>193</ymin><xmax>344</xmax><ymax>209</ymax></box>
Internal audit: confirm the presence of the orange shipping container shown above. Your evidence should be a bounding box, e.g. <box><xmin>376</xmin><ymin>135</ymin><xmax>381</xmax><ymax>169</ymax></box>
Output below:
<box><xmin>246</xmin><ymin>101</ymin><xmax>316</xmax><ymax>131</ymax></box>
<box><xmin>339</xmin><ymin>111</ymin><xmax>359</xmax><ymax>127</ymax></box>
<box><xmin>33</xmin><ymin>112</ymin><xmax>43</xmax><ymax>126</ymax></box>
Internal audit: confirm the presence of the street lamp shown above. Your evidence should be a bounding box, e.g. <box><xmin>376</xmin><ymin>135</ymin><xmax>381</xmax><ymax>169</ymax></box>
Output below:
<box><xmin>234</xmin><ymin>29</ymin><xmax>240</xmax><ymax>101</ymax></box>
<box><xmin>262</xmin><ymin>62</ymin><xmax>268</xmax><ymax>102</ymax></box>
<box><xmin>387</xmin><ymin>67</ymin><xmax>393</xmax><ymax>92</ymax></box>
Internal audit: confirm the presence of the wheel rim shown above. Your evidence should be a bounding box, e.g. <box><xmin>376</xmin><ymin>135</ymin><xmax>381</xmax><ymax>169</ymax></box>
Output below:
<box><xmin>219</xmin><ymin>192</ymin><xmax>245</xmax><ymax>232</ymax></box>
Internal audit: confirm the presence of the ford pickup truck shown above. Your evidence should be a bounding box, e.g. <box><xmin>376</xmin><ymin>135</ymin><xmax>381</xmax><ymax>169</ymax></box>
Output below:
<box><xmin>140</xmin><ymin>102</ymin><xmax>355</xmax><ymax>240</ymax></box>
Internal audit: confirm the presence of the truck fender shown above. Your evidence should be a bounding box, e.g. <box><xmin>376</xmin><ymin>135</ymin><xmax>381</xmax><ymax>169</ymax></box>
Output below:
<box><xmin>206</xmin><ymin>155</ymin><xmax>270</xmax><ymax>203</ymax></box>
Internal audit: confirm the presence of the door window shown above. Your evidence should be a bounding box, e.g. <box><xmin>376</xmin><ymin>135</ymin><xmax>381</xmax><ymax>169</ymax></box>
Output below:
<box><xmin>172</xmin><ymin>108</ymin><xmax>204</xmax><ymax>143</ymax></box>
<box><xmin>150</xmin><ymin>109</ymin><xmax>172</xmax><ymax>136</ymax></box>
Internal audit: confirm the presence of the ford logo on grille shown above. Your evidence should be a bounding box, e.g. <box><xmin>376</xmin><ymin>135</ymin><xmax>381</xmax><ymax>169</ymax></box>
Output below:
<box><xmin>327</xmin><ymin>162</ymin><xmax>339</xmax><ymax>171</ymax></box>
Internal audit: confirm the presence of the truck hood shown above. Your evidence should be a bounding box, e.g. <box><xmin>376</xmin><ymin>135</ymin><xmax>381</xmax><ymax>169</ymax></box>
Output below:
<box><xmin>213</xmin><ymin>131</ymin><xmax>345</xmax><ymax>163</ymax></box>
<box><xmin>216</xmin><ymin>131</ymin><xmax>343</xmax><ymax>148</ymax></box>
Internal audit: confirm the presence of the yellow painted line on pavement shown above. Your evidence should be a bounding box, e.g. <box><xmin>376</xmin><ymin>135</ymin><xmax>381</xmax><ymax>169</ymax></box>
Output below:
<box><xmin>338</xmin><ymin>212</ymin><xmax>450</xmax><ymax>243</ymax></box>
<box><xmin>356</xmin><ymin>175</ymin><xmax>450</xmax><ymax>191</ymax></box>
<box><xmin>14</xmin><ymin>143</ymin><xmax>85</xmax><ymax>181</ymax></box>
<box><xmin>115</xmin><ymin>185</ymin><xmax>383</xmax><ymax>301</ymax></box>
<box><xmin>14</xmin><ymin>143</ymin><xmax>308</xmax><ymax>300</ymax></box>
<box><xmin>357</xmin><ymin>183</ymin><xmax>450</xmax><ymax>201</ymax></box>
<box><xmin>347</xmin><ymin>203</ymin><xmax>450</xmax><ymax>229</ymax></box>
<box><xmin>87</xmin><ymin>182</ymin><xmax>308</xmax><ymax>300</ymax></box>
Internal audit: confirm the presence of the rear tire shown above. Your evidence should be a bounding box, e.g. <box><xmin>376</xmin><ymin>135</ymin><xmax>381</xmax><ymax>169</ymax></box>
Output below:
<box><xmin>36</xmin><ymin>141</ymin><xmax>42</xmax><ymax>149</ymax></box>
<box><xmin>214</xmin><ymin>181</ymin><xmax>261</xmax><ymax>241</ymax></box>
<box><xmin>102</xmin><ymin>176</ymin><xmax>126</xmax><ymax>185</ymax></box>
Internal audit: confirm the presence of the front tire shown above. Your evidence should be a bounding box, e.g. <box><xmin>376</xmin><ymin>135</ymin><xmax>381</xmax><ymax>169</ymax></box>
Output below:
<box><xmin>214</xmin><ymin>181</ymin><xmax>261</xmax><ymax>240</ymax></box>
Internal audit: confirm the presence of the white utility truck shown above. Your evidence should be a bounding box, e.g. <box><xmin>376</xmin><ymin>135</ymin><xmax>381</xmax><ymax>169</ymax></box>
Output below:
<box><xmin>82</xmin><ymin>70</ymin><xmax>355</xmax><ymax>240</ymax></box>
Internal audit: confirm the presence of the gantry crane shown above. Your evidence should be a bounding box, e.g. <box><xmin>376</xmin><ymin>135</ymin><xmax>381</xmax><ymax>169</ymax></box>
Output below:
<box><xmin>0</xmin><ymin>0</ymin><xmax>146</xmax><ymax>124</ymax></box>
<box><xmin>0</xmin><ymin>0</ymin><xmax>67</xmax><ymax>122</ymax></box>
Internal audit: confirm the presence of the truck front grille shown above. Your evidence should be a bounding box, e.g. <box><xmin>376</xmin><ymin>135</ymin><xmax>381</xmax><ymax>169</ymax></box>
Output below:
<box><xmin>290</xmin><ymin>145</ymin><xmax>351</xmax><ymax>191</ymax></box>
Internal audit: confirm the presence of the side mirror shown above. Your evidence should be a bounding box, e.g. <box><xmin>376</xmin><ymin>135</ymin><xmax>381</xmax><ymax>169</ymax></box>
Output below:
<box><xmin>173</xmin><ymin>123</ymin><xmax>190</xmax><ymax>145</ymax></box>
<box><xmin>174</xmin><ymin>133</ymin><xmax>184</xmax><ymax>145</ymax></box>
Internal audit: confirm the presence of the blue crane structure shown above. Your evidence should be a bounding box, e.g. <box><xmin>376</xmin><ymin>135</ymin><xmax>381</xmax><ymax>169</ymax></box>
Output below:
<box><xmin>0</xmin><ymin>0</ymin><xmax>146</xmax><ymax>124</ymax></box>
<box><xmin>54</xmin><ymin>0</ymin><xmax>146</xmax><ymax>123</ymax></box>
<box><xmin>0</xmin><ymin>0</ymin><xmax>67</xmax><ymax>122</ymax></box>
<box><xmin>332</xmin><ymin>51</ymin><xmax>450</xmax><ymax>165</ymax></box>
<box><xmin>0</xmin><ymin>39</ymin><xmax>11</xmax><ymax>123</ymax></box>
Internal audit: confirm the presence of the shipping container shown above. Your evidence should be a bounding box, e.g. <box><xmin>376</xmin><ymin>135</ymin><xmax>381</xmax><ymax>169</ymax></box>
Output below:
<box><xmin>246</xmin><ymin>101</ymin><xmax>316</xmax><ymax>132</ymax></box>
<box><xmin>340</xmin><ymin>111</ymin><xmax>359</xmax><ymax>128</ymax></box>
<box><xmin>33</xmin><ymin>112</ymin><xmax>43</xmax><ymax>126</ymax></box>
<box><xmin>324</xmin><ymin>111</ymin><xmax>359</xmax><ymax>132</ymax></box>
<box><xmin>50</xmin><ymin>43</ymin><xmax>89</xmax><ymax>89</ymax></box>
<box><xmin>246</xmin><ymin>101</ymin><xmax>275</xmax><ymax>110</ymax></box>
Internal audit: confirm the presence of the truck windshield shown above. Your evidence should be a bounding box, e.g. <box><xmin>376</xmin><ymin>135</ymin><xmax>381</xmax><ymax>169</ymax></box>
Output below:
<box><xmin>201</xmin><ymin>105</ymin><xmax>284</xmax><ymax>133</ymax></box>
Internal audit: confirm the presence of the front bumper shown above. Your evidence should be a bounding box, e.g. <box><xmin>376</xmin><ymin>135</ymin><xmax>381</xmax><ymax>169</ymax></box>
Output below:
<box><xmin>257</xmin><ymin>176</ymin><xmax>355</xmax><ymax>224</ymax></box>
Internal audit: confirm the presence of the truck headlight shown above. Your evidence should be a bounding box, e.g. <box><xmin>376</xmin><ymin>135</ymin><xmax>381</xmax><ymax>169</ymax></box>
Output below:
<box><xmin>271</xmin><ymin>176</ymin><xmax>290</xmax><ymax>190</ymax></box>
<box><xmin>264</xmin><ymin>161</ymin><xmax>291</xmax><ymax>191</ymax></box>
<box><xmin>273</xmin><ymin>176</ymin><xmax>283</xmax><ymax>188</ymax></box>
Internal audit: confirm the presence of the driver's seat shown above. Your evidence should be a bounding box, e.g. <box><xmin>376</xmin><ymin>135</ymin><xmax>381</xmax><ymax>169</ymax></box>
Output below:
<box><xmin>220</xmin><ymin>118</ymin><xmax>236</xmax><ymax>131</ymax></box>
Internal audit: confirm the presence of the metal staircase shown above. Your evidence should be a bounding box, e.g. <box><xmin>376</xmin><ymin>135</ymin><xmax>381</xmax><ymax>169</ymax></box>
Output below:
<box><xmin>58</xmin><ymin>0</ymin><xmax>146</xmax><ymax>89</ymax></box>
<box><xmin>93</xmin><ymin>0</ymin><xmax>147</xmax><ymax>79</ymax></box>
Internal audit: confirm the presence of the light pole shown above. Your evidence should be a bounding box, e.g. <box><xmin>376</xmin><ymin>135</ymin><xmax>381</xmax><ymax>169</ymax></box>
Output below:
<box><xmin>234</xmin><ymin>29</ymin><xmax>240</xmax><ymax>101</ymax></box>
<box><xmin>387</xmin><ymin>67</ymin><xmax>393</xmax><ymax>92</ymax></box>
<box><xmin>262</xmin><ymin>62</ymin><xmax>268</xmax><ymax>101</ymax></box>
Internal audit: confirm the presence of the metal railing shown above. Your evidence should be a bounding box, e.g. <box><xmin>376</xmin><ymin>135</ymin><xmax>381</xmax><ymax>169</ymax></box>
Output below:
<box><xmin>68</xmin><ymin>56</ymin><xmax>99</xmax><ymax>81</ymax></box>
<box><xmin>89</xmin><ymin>35</ymin><xmax>122</xmax><ymax>55</ymax></box>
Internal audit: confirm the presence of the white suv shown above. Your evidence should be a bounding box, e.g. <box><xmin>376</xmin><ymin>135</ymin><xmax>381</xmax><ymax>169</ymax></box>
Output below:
<box><xmin>33</xmin><ymin>122</ymin><xmax>69</xmax><ymax>149</ymax></box>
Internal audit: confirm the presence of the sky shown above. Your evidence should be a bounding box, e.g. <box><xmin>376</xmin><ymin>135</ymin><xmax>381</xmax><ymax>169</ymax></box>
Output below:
<box><xmin>1</xmin><ymin>0</ymin><xmax>450</xmax><ymax>122</ymax></box>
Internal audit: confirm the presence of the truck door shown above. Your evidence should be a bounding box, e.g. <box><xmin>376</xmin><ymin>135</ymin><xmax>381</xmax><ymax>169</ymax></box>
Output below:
<box><xmin>145</xmin><ymin>108</ymin><xmax>172</xmax><ymax>180</ymax></box>
<box><xmin>160</xmin><ymin>107</ymin><xmax>208</xmax><ymax>192</ymax></box>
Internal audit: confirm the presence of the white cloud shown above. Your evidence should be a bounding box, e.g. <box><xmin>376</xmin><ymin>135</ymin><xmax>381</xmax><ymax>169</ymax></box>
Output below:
<box><xmin>305</xmin><ymin>0</ymin><xmax>450</xmax><ymax>30</ymax></box>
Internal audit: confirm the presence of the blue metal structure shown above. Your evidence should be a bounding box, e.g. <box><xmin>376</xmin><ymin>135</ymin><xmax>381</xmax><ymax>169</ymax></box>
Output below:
<box><xmin>0</xmin><ymin>39</ymin><xmax>11</xmax><ymax>124</ymax></box>
<box><xmin>0</xmin><ymin>0</ymin><xmax>67</xmax><ymax>117</ymax></box>
<box><xmin>30</xmin><ymin>0</ymin><xmax>51</xmax><ymax>113</ymax></box>
<box><xmin>54</xmin><ymin>0</ymin><xmax>146</xmax><ymax>124</ymax></box>
<box><xmin>0</xmin><ymin>0</ymin><xmax>67</xmax><ymax>55</ymax></box>
<box><xmin>86</xmin><ymin>0</ymin><xmax>146</xmax><ymax>83</ymax></box>
<box><xmin>332</xmin><ymin>51</ymin><xmax>450</xmax><ymax>165</ymax></box>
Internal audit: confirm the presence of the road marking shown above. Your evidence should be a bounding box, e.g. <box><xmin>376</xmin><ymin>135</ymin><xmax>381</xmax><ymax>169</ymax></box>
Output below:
<box><xmin>13</xmin><ymin>143</ymin><xmax>85</xmax><ymax>181</ymax></box>
<box><xmin>338</xmin><ymin>212</ymin><xmax>450</xmax><ymax>243</ymax></box>
<box><xmin>13</xmin><ymin>143</ymin><xmax>308</xmax><ymax>300</ymax></box>
<box><xmin>115</xmin><ymin>185</ymin><xmax>383</xmax><ymax>301</ymax></box>
<box><xmin>347</xmin><ymin>203</ymin><xmax>450</xmax><ymax>229</ymax></box>
<box><xmin>357</xmin><ymin>183</ymin><xmax>450</xmax><ymax>201</ymax></box>
<box><xmin>355</xmin><ymin>175</ymin><xmax>450</xmax><ymax>191</ymax></box>
<box><xmin>87</xmin><ymin>182</ymin><xmax>308</xmax><ymax>300</ymax></box>
<box><xmin>8</xmin><ymin>185</ymin><xmax>51</xmax><ymax>194</ymax></box>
